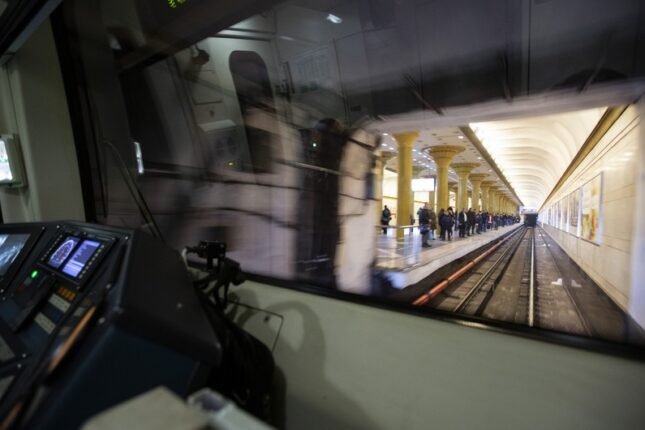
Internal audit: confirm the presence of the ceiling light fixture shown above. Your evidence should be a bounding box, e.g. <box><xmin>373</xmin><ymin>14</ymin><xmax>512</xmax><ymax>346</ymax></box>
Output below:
<box><xmin>326</xmin><ymin>14</ymin><xmax>342</xmax><ymax>24</ymax></box>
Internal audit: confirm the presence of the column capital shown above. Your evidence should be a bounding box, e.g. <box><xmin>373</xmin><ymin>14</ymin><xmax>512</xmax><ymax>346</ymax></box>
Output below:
<box><xmin>480</xmin><ymin>180</ymin><xmax>496</xmax><ymax>189</ymax></box>
<box><xmin>451</xmin><ymin>162</ymin><xmax>480</xmax><ymax>177</ymax></box>
<box><xmin>393</xmin><ymin>131</ymin><xmax>419</xmax><ymax>148</ymax></box>
<box><xmin>469</xmin><ymin>173</ymin><xmax>488</xmax><ymax>184</ymax></box>
<box><xmin>426</xmin><ymin>145</ymin><xmax>465</xmax><ymax>167</ymax></box>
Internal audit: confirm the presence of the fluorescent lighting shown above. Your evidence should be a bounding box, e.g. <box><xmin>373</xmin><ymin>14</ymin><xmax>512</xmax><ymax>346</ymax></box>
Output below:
<box><xmin>458</xmin><ymin>136</ymin><xmax>464</xmax><ymax>139</ymax></box>
<box><xmin>326</xmin><ymin>14</ymin><xmax>342</xmax><ymax>24</ymax></box>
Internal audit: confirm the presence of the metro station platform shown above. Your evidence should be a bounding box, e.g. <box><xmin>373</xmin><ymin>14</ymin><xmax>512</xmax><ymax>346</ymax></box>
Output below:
<box><xmin>376</xmin><ymin>223</ymin><xmax>523</xmax><ymax>289</ymax></box>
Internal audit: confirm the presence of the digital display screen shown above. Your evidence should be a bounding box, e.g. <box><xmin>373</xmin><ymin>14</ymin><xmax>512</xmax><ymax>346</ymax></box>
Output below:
<box><xmin>47</xmin><ymin>237</ymin><xmax>81</xmax><ymax>269</ymax></box>
<box><xmin>61</xmin><ymin>240</ymin><xmax>101</xmax><ymax>278</ymax></box>
<box><xmin>0</xmin><ymin>233</ymin><xmax>30</xmax><ymax>276</ymax></box>
<box><xmin>0</xmin><ymin>139</ymin><xmax>13</xmax><ymax>182</ymax></box>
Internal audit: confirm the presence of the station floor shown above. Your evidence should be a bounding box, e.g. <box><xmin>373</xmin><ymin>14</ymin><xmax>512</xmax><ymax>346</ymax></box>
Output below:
<box><xmin>376</xmin><ymin>223</ymin><xmax>523</xmax><ymax>289</ymax></box>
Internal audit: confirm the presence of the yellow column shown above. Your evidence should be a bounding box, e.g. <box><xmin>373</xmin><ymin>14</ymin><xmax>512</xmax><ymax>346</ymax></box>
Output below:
<box><xmin>449</xmin><ymin>181</ymin><xmax>458</xmax><ymax>209</ymax></box>
<box><xmin>427</xmin><ymin>145</ymin><xmax>464</xmax><ymax>212</ymax></box>
<box><xmin>495</xmin><ymin>191</ymin><xmax>502</xmax><ymax>213</ymax></box>
<box><xmin>489</xmin><ymin>187</ymin><xmax>498</xmax><ymax>213</ymax></box>
<box><xmin>393</xmin><ymin>131</ymin><xmax>418</xmax><ymax>240</ymax></box>
<box><xmin>480</xmin><ymin>181</ymin><xmax>494</xmax><ymax>212</ymax></box>
<box><xmin>469</xmin><ymin>174</ymin><xmax>487</xmax><ymax>211</ymax></box>
<box><xmin>452</xmin><ymin>162</ymin><xmax>480</xmax><ymax>211</ymax></box>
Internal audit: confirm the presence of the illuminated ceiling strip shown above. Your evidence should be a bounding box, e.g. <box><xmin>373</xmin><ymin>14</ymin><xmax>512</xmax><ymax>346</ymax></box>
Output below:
<box><xmin>460</xmin><ymin>126</ymin><xmax>523</xmax><ymax>206</ymax></box>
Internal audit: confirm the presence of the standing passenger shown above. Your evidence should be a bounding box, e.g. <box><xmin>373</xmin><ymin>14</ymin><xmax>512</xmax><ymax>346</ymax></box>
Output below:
<box><xmin>467</xmin><ymin>208</ymin><xmax>476</xmax><ymax>236</ymax></box>
<box><xmin>418</xmin><ymin>203</ymin><xmax>431</xmax><ymax>248</ymax></box>
<box><xmin>447</xmin><ymin>207</ymin><xmax>455</xmax><ymax>241</ymax></box>
<box><xmin>381</xmin><ymin>205</ymin><xmax>391</xmax><ymax>235</ymax></box>
<box><xmin>458</xmin><ymin>208</ymin><xmax>467</xmax><ymax>238</ymax></box>
<box><xmin>439</xmin><ymin>208</ymin><xmax>447</xmax><ymax>240</ymax></box>
<box><xmin>429</xmin><ymin>207</ymin><xmax>437</xmax><ymax>240</ymax></box>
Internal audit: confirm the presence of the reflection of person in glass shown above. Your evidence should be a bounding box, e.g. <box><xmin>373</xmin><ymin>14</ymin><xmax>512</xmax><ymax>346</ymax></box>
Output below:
<box><xmin>0</xmin><ymin>245</ymin><xmax>21</xmax><ymax>273</ymax></box>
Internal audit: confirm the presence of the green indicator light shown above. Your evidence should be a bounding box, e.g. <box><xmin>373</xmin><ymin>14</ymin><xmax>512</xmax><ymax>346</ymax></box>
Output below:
<box><xmin>227</xmin><ymin>161</ymin><xmax>234</xmax><ymax>167</ymax></box>
<box><xmin>312</xmin><ymin>142</ymin><xmax>317</xmax><ymax>148</ymax></box>
<box><xmin>30</xmin><ymin>270</ymin><xmax>39</xmax><ymax>279</ymax></box>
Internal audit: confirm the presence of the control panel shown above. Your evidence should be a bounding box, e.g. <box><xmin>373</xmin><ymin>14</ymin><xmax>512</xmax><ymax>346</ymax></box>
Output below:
<box><xmin>0</xmin><ymin>222</ymin><xmax>221</xmax><ymax>429</ymax></box>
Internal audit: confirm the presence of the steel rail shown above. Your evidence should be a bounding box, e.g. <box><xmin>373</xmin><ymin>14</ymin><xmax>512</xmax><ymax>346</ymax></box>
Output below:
<box><xmin>528</xmin><ymin>228</ymin><xmax>535</xmax><ymax>327</ymax></box>
<box><xmin>453</xmin><ymin>227</ymin><xmax>527</xmax><ymax>313</ymax></box>
<box><xmin>535</xmin><ymin>227</ymin><xmax>594</xmax><ymax>336</ymax></box>
<box><xmin>411</xmin><ymin>226</ymin><xmax>525</xmax><ymax>306</ymax></box>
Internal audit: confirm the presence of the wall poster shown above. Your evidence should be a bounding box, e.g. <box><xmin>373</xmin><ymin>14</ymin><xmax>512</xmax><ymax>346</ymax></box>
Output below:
<box><xmin>569</xmin><ymin>189</ymin><xmax>581</xmax><ymax>235</ymax></box>
<box><xmin>581</xmin><ymin>173</ymin><xmax>603</xmax><ymax>244</ymax></box>
<box><xmin>556</xmin><ymin>199</ymin><xmax>562</xmax><ymax>229</ymax></box>
<box><xmin>562</xmin><ymin>197</ymin><xmax>569</xmax><ymax>231</ymax></box>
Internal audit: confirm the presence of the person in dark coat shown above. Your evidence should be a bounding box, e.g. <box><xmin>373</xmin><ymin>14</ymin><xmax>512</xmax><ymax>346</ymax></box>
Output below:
<box><xmin>467</xmin><ymin>208</ymin><xmax>476</xmax><ymax>236</ymax></box>
<box><xmin>476</xmin><ymin>211</ymin><xmax>483</xmax><ymax>234</ymax></box>
<box><xmin>428</xmin><ymin>207</ymin><xmax>437</xmax><ymax>240</ymax></box>
<box><xmin>458</xmin><ymin>208</ymin><xmax>467</xmax><ymax>238</ymax></box>
<box><xmin>438</xmin><ymin>208</ymin><xmax>447</xmax><ymax>240</ymax></box>
<box><xmin>418</xmin><ymin>203</ymin><xmax>431</xmax><ymax>248</ymax></box>
<box><xmin>446</xmin><ymin>207</ymin><xmax>455</xmax><ymax>241</ymax></box>
<box><xmin>381</xmin><ymin>205</ymin><xmax>391</xmax><ymax>234</ymax></box>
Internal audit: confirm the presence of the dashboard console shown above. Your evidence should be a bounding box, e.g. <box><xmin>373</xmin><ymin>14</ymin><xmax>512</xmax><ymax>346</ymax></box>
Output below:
<box><xmin>0</xmin><ymin>221</ymin><xmax>221</xmax><ymax>429</ymax></box>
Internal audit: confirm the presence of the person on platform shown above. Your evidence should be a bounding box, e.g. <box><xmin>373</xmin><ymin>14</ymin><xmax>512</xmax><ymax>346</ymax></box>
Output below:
<box><xmin>458</xmin><ymin>208</ymin><xmax>467</xmax><ymax>238</ymax></box>
<box><xmin>418</xmin><ymin>203</ymin><xmax>431</xmax><ymax>248</ymax></box>
<box><xmin>475</xmin><ymin>210</ymin><xmax>481</xmax><ymax>234</ymax></box>
<box><xmin>438</xmin><ymin>208</ymin><xmax>447</xmax><ymax>240</ymax></box>
<box><xmin>381</xmin><ymin>205</ymin><xmax>392</xmax><ymax>235</ymax></box>
<box><xmin>446</xmin><ymin>207</ymin><xmax>455</xmax><ymax>241</ymax></box>
<box><xmin>467</xmin><ymin>208</ymin><xmax>476</xmax><ymax>236</ymax></box>
<box><xmin>428</xmin><ymin>207</ymin><xmax>437</xmax><ymax>240</ymax></box>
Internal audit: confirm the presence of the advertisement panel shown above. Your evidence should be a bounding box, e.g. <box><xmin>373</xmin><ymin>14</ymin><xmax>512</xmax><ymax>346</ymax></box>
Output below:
<box><xmin>581</xmin><ymin>174</ymin><xmax>603</xmax><ymax>244</ymax></box>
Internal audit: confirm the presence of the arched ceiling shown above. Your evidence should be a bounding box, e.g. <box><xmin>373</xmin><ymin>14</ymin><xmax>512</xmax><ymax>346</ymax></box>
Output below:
<box><xmin>470</xmin><ymin>108</ymin><xmax>606</xmax><ymax>210</ymax></box>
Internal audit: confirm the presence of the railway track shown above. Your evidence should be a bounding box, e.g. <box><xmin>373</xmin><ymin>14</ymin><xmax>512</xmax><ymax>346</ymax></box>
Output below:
<box><xmin>532</xmin><ymin>227</ymin><xmax>594</xmax><ymax>337</ymax></box>
<box><xmin>412</xmin><ymin>224</ymin><xmax>642</xmax><ymax>344</ymax></box>
<box><xmin>419</xmin><ymin>227</ymin><xmax>527</xmax><ymax>315</ymax></box>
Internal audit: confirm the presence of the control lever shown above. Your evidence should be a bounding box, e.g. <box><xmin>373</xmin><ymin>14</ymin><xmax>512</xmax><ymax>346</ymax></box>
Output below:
<box><xmin>186</xmin><ymin>241</ymin><xmax>245</xmax><ymax>309</ymax></box>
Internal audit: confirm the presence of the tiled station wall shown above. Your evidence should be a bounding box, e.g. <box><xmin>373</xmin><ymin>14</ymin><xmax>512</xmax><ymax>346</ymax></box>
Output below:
<box><xmin>539</xmin><ymin>105</ymin><xmax>640</xmax><ymax>317</ymax></box>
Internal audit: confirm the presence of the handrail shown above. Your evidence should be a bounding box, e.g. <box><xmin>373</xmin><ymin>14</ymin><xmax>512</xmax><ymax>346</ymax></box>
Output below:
<box><xmin>375</xmin><ymin>224</ymin><xmax>420</xmax><ymax>229</ymax></box>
